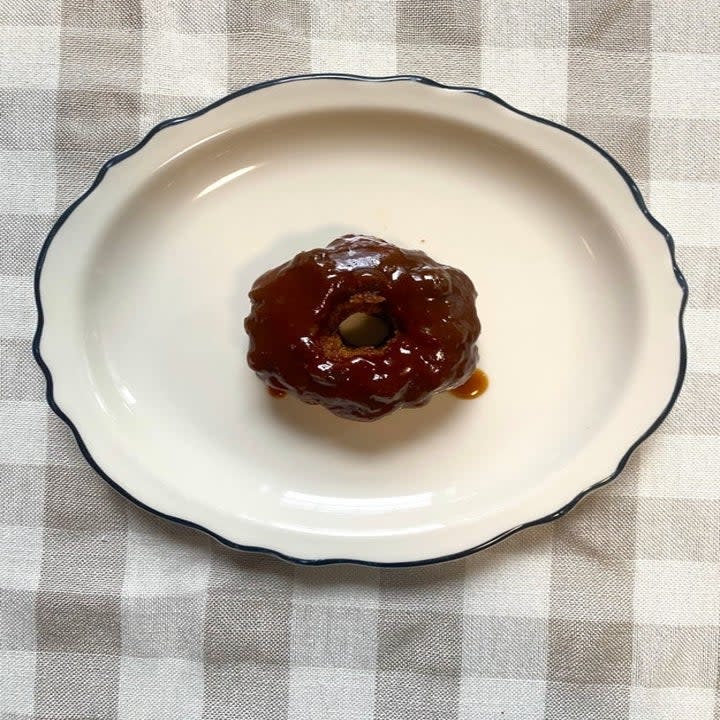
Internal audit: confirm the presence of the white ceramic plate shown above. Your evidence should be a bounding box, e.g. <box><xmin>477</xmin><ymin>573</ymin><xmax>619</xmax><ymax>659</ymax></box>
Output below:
<box><xmin>34</xmin><ymin>75</ymin><xmax>687</xmax><ymax>566</ymax></box>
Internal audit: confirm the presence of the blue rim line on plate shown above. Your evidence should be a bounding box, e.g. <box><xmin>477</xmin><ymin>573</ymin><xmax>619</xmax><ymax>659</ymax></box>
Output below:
<box><xmin>32</xmin><ymin>74</ymin><xmax>689</xmax><ymax>567</ymax></box>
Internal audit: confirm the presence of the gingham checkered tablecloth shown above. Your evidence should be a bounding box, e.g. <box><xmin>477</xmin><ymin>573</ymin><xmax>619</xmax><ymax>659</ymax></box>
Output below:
<box><xmin>1</xmin><ymin>1</ymin><xmax>718</xmax><ymax>718</ymax></box>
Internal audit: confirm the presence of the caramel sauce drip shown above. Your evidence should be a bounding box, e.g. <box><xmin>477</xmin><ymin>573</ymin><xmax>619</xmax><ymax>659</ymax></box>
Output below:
<box><xmin>451</xmin><ymin>369</ymin><xmax>489</xmax><ymax>400</ymax></box>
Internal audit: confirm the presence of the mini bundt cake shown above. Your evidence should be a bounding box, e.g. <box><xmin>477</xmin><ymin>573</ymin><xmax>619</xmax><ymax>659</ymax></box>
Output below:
<box><xmin>245</xmin><ymin>234</ymin><xmax>481</xmax><ymax>421</ymax></box>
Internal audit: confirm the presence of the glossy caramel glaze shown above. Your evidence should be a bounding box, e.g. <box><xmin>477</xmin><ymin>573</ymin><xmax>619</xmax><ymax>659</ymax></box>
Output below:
<box><xmin>450</xmin><ymin>369</ymin><xmax>489</xmax><ymax>399</ymax></box>
<box><xmin>245</xmin><ymin>234</ymin><xmax>481</xmax><ymax>421</ymax></box>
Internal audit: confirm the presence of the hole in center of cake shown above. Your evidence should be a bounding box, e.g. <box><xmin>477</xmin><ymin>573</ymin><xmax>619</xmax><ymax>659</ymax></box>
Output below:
<box><xmin>338</xmin><ymin>312</ymin><xmax>394</xmax><ymax>348</ymax></box>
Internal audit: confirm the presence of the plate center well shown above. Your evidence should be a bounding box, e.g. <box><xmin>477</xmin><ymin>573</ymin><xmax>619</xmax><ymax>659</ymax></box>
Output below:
<box><xmin>84</xmin><ymin>109</ymin><xmax>638</xmax><ymax>526</ymax></box>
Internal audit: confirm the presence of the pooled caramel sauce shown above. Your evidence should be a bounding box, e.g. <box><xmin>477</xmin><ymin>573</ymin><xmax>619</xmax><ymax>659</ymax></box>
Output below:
<box><xmin>451</xmin><ymin>369</ymin><xmax>489</xmax><ymax>400</ymax></box>
<box><xmin>267</xmin><ymin>387</ymin><xmax>287</xmax><ymax>399</ymax></box>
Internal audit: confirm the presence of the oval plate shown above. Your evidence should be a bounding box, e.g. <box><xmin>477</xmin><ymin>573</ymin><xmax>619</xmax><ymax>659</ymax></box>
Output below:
<box><xmin>34</xmin><ymin>75</ymin><xmax>687</xmax><ymax>566</ymax></box>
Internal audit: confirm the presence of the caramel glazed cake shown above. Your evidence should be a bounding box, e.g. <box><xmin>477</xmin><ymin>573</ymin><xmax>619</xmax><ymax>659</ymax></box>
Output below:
<box><xmin>245</xmin><ymin>234</ymin><xmax>482</xmax><ymax>421</ymax></box>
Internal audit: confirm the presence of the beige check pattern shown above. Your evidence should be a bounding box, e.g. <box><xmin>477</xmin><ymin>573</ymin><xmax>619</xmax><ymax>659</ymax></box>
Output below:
<box><xmin>1</xmin><ymin>1</ymin><xmax>718</xmax><ymax>718</ymax></box>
